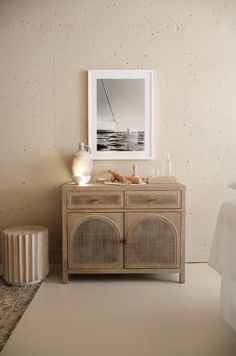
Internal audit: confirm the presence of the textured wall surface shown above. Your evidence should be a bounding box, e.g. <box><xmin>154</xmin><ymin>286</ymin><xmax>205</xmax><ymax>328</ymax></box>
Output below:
<box><xmin>1</xmin><ymin>0</ymin><xmax>236</xmax><ymax>263</ymax></box>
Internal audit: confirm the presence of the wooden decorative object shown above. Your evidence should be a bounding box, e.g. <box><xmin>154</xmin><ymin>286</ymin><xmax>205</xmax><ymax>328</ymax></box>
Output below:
<box><xmin>108</xmin><ymin>170</ymin><xmax>129</xmax><ymax>183</ymax></box>
<box><xmin>62</xmin><ymin>182</ymin><xmax>186</xmax><ymax>284</ymax></box>
<box><xmin>108</xmin><ymin>164</ymin><xmax>143</xmax><ymax>184</ymax></box>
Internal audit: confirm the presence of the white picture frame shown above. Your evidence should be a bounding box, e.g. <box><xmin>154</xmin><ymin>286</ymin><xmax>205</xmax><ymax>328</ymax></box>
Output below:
<box><xmin>88</xmin><ymin>70</ymin><xmax>152</xmax><ymax>160</ymax></box>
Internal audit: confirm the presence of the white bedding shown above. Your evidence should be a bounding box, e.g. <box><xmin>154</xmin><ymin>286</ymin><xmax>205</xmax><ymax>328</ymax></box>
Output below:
<box><xmin>209</xmin><ymin>199</ymin><xmax>236</xmax><ymax>332</ymax></box>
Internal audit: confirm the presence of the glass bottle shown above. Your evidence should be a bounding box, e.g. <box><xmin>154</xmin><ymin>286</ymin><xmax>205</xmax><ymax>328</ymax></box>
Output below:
<box><xmin>161</xmin><ymin>152</ymin><xmax>173</xmax><ymax>177</ymax></box>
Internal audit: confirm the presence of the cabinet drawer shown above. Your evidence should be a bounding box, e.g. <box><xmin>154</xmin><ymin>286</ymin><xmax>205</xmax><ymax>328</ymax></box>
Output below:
<box><xmin>67</xmin><ymin>191</ymin><xmax>123</xmax><ymax>209</ymax></box>
<box><xmin>125</xmin><ymin>191</ymin><xmax>181</xmax><ymax>208</ymax></box>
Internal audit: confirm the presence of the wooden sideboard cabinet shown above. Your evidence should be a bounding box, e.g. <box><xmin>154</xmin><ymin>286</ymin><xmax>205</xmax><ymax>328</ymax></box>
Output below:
<box><xmin>62</xmin><ymin>182</ymin><xmax>186</xmax><ymax>284</ymax></box>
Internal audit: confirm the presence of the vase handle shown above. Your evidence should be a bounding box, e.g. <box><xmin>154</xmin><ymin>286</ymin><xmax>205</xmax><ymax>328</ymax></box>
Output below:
<box><xmin>85</xmin><ymin>144</ymin><xmax>91</xmax><ymax>153</ymax></box>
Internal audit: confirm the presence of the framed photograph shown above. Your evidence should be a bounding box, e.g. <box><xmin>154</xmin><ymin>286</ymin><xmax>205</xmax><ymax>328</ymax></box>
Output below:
<box><xmin>88</xmin><ymin>70</ymin><xmax>152</xmax><ymax>160</ymax></box>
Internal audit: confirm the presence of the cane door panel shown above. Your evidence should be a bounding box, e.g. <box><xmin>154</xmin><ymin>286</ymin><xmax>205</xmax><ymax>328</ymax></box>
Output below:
<box><xmin>125</xmin><ymin>212</ymin><xmax>180</xmax><ymax>269</ymax></box>
<box><xmin>68</xmin><ymin>212</ymin><xmax>123</xmax><ymax>269</ymax></box>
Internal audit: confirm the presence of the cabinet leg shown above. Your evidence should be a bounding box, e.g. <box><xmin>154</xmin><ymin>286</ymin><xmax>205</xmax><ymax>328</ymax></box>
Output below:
<box><xmin>179</xmin><ymin>271</ymin><xmax>185</xmax><ymax>284</ymax></box>
<box><xmin>62</xmin><ymin>271</ymin><xmax>68</xmax><ymax>284</ymax></box>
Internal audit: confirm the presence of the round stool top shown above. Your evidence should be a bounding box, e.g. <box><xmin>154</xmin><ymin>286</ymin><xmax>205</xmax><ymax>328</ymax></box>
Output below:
<box><xmin>3</xmin><ymin>225</ymin><xmax>48</xmax><ymax>234</ymax></box>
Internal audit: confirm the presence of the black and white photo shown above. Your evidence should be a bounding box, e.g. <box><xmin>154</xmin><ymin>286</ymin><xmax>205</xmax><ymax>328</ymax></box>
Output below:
<box><xmin>88</xmin><ymin>70</ymin><xmax>152</xmax><ymax>160</ymax></box>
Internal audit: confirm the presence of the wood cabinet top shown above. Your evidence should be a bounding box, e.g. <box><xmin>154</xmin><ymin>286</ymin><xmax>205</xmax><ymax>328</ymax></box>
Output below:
<box><xmin>62</xmin><ymin>181</ymin><xmax>185</xmax><ymax>192</ymax></box>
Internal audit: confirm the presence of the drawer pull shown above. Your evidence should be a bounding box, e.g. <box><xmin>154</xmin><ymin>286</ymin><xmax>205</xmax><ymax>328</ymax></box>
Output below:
<box><xmin>90</xmin><ymin>198</ymin><xmax>98</xmax><ymax>203</ymax></box>
<box><xmin>119</xmin><ymin>238</ymin><xmax>126</xmax><ymax>243</ymax></box>
<box><xmin>148</xmin><ymin>198</ymin><xmax>157</xmax><ymax>202</ymax></box>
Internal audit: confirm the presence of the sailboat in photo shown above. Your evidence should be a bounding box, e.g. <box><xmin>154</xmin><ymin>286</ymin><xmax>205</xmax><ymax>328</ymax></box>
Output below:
<box><xmin>97</xmin><ymin>79</ymin><xmax>118</xmax><ymax>133</ymax></box>
<box><xmin>96</xmin><ymin>78</ymin><xmax>144</xmax><ymax>152</ymax></box>
<box><xmin>97</xmin><ymin>116</ymin><xmax>117</xmax><ymax>133</ymax></box>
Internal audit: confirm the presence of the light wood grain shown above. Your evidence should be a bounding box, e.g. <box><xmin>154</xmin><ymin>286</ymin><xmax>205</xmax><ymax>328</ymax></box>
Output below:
<box><xmin>62</xmin><ymin>182</ymin><xmax>186</xmax><ymax>284</ymax></box>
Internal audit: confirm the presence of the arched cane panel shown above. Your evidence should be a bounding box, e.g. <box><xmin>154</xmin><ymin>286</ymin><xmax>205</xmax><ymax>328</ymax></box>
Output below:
<box><xmin>69</xmin><ymin>214</ymin><xmax>123</xmax><ymax>269</ymax></box>
<box><xmin>126</xmin><ymin>215</ymin><xmax>178</xmax><ymax>268</ymax></box>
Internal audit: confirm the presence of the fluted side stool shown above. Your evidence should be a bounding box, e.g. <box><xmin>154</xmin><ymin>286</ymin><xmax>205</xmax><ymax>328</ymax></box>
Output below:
<box><xmin>2</xmin><ymin>225</ymin><xmax>49</xmax><ymax>285</ymax></box>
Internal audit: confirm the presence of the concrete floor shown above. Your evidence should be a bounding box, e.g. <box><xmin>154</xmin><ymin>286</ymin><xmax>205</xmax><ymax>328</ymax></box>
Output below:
<box><xmin>1</xmin><ymin>263</ymin><xmax>236</xmax><ymax>356</ymax></box>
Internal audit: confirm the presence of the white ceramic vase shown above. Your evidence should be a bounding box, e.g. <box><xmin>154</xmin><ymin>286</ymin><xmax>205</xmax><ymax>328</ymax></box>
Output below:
<box><xmin>72</xmin><ymin>143</ymin><xmax>93</xmax><ymax>185</ymax></box>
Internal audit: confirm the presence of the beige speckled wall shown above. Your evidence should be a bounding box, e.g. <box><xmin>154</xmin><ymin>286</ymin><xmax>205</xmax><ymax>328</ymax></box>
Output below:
<box><xmin>1</xmin><ymin>0</ymin><xmax>236</xmax><ymax>263</ymax></box>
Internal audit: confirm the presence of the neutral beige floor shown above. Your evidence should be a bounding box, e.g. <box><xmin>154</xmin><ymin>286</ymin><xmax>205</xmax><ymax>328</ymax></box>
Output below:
<box><xmin>1</xmin><ymin>264</ymin><xmax>236</xmax><ymax>356</ymax></box>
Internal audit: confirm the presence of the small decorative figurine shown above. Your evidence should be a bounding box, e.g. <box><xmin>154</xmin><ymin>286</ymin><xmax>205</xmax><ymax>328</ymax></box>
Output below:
<box><xmin>108</xmin><ymin>163</ymin><xmax>143</xmax><ymax>184</ymax></box>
